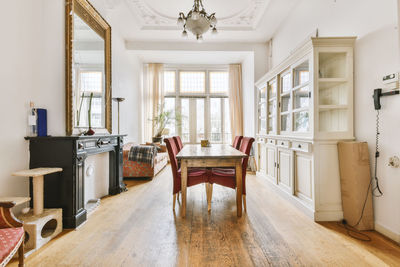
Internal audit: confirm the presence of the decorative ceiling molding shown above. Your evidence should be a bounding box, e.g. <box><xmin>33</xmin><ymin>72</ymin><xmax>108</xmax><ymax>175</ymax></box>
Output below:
<box><xmin>125</xmin><ymin>0</ymin><xmax>270</xmax><ymax>31</ymax></box>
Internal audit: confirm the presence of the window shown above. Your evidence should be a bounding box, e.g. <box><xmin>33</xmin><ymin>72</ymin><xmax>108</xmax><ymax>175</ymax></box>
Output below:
<box><xmin>180</xmin><ymin>72</ymin><xmax>205</xmax><ymax>93</ymax></box>
<box><xmin>164</xmin><ymin>68</ymin><xmax>231</xmax><ymax>144</ymax></box>
<box><xmin>164</xmin><ymin>71</ymin><xmax>176</xmax><ymax>93</ymax></box>
<box><xmin>210</xmin><ymin>72</ymin><xmax>229</xmax><ymax>93</ymax></box>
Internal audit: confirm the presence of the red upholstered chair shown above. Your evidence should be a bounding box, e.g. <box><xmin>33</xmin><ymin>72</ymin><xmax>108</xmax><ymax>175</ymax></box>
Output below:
<box><xmin>173</xmin><ymin>136</ymin><xmax>184</xmax><ymax>152</ymax></box>
<box><xmin>164</xmin><ymin>138</ymin><xmax>210</xmax><ymax>210</ymax></box>
<box><xmin>209</xmin><ymin>137</ymin><xmax>255</xmax><ymax>212</ymax></box>
<box><xmin>0</xmin><ymin>202</ymin><xmax>24</xmax><ymax>267</ymax></box>
<box><xmin>232</xmin><ymin>136</ymin><xmax>243</xmax><ymax>150</ymax></box>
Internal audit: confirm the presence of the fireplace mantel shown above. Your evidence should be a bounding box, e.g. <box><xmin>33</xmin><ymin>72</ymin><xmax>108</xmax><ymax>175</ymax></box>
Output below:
<box><xmin>25</xmin><ymin>134</ymin><xmax>126</xmax><ymax>228</ymax></box>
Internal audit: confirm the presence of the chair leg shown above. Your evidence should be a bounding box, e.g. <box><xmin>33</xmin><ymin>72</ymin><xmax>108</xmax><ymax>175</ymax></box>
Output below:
<box><xmin>18</xmin><ymin>241</ymin><xmax>24</xmax><ymax>267</ymax></box>
<box><xmin>173</xmin><ymin>194</ymin><xmax>177</xmax><ymax>210</ymax></box>
<box><xmin>243</xmin><ymin>195</ymin><xmax>247</xmax><ymax>213</ymax></box>
<box><xmin>205</xmin><ymin>183</ymin><xmax>209</xmax><ymax>211</ymax></box>
<box><xmin>206</xmin><ymin>183</ymin><xmax>213</xmax><ymax>212</ymax></box>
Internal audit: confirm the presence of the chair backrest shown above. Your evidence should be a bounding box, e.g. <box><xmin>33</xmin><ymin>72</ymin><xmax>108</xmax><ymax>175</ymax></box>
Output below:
<box><xmin>164</xmin><ymin>138</ymin><xmax>179</xmax><ymax>181</ymax></box>
<box><xmin>239</xmin><ymin>137</ymin><xmax>255</xmax><ymax>195</ymax></box>
<box><xmin>232</xmin><ymin>136</ymin><xmax>243</xmax><ymax>150</ymax></box>
<box><xmin>173</xmin><ymin>136</ymin><xmax>183</xmax><ymax>152</ymax></box>
<box><xmin>239</xmin><ymin>137</ymin><xmax>255</xmax><ymax>172</ymax></box>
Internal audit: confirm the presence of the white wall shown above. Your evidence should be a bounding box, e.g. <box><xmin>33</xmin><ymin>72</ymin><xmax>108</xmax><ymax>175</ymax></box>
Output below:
<box><xmin>242</xmin><ymin>54</ymin><xmax>256</xmax><ymax>136</ymax></box>
<box><xmin>0</xmin><ymin>0</ymin><xmax>142</xmax><ymax>197</ymax></box>
<box><xmin>269</xmin><ymin>0</ymin><xmax>400</xmax><ymax>240</ymax></box>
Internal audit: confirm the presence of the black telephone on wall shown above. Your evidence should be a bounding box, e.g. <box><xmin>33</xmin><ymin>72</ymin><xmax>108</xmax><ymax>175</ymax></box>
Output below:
<box><xmin>371</xmin><ymin>88</ymin><xmax>400</xmax><ymax>197</ymax></box>
<box><xmin>373</xmin><ymin>88</ymin><xmax>399</xmax><ymax>110</ymax></box>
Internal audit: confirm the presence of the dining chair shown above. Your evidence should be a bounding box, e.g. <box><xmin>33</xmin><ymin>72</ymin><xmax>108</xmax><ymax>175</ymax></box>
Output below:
<box><xmin>232</xmin><ymin>136</ymin><xmax>243</xmax><ymax>150</ymax></box>
<box><xmin>209</xmin><ymin>137</ymin><xmax>255</xmax><ymax>212</ymax></box>
<box><xmin>164</xmin><ymin>138</ymin><xmax>210</xmax><ymax>210</ymax></box>
<box><xmin>173</xmin><ymin>136</ymin><xmax>184</xmax><ymax>152</ymax></box>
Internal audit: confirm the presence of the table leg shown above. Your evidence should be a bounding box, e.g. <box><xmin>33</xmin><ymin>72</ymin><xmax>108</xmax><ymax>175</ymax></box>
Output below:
<box><xmin>235</xmin><ymin>161</ymin><xmax>242</xmax><ymax>217</ymax></box>
<box><xmin>181</xmin><ymin>160</ymin><xmax>188</xmax><ymax>218</ymax></box>
<box><xmin>33</xmin><ymin>175</ymin><xmax>44</xmax><ymax>215</ymax></box>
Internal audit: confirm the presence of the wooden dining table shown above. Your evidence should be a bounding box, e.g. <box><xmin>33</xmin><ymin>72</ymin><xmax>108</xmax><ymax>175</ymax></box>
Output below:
<box><xmin>176</xmin><ymin>144</ymin><xmax>248</xmax><ymax>218</ymax></box>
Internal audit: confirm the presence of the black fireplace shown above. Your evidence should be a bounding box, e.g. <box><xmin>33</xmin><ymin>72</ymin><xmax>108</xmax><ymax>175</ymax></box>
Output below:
<box><xmin>25</xmin><ymin>135</ymin><xmax>126</xmax><ymax>228</ymax></box>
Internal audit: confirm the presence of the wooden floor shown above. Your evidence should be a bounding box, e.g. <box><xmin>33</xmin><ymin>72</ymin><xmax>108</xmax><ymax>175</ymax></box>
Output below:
<box><xmin>10</xmin><ymin>165</ymin><xmax>400</xmax><ymax>267</ymax></box>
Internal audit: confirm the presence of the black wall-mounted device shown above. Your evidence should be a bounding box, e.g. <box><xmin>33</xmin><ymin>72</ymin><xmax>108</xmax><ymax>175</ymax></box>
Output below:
<box><xmin>373</xmin><ymin>88</ymin><xmax>400</xmax><ymax>110</ymax></box>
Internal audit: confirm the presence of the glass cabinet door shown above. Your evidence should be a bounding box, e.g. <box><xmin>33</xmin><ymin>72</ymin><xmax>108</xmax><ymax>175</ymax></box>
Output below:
<box><xmin>280</xmin><ymin>72</ymin><xmax>292</xmax><ymax>133</ymax></box>
<box><xmin>292</xmin><ymin>60</ymin><xmax>310</xmax><ymax>133</ymax></box>
<box><xmin>258</xmin><ymin>87</ymin><xmax>267</xmax><ymax>133</ymax></box>
<box><xmin>267</xmin><ymin>79</ymin><xmax>277</xmax><ymax>134</ymax></box>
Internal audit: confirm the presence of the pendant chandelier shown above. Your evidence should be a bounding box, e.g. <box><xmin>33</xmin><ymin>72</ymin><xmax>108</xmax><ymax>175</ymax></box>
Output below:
<box><xmin>177</xmin><ymin>0</ymin><xmax>217</xmax><ymax>41</ymax></box>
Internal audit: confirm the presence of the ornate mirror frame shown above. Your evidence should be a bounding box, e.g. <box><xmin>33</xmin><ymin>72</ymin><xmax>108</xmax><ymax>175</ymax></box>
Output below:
<box><xmin>66</xmin><ymin>0</ymin><xmax>112</xmax><ymax>135</ymax></box>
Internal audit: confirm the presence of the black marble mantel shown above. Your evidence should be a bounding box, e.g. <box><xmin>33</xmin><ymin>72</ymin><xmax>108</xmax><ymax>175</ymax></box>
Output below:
<box><xmin>25</xmin><ymin>134</ymin><xmax>126</xmax><ymax>228</ymax></box>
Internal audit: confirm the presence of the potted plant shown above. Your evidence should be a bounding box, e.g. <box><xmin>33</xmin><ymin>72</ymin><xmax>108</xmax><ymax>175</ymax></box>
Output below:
<box><xmin>152</xmin><ymin>104</ymin><xmax>181</xmax><ymax>143</ymax></box>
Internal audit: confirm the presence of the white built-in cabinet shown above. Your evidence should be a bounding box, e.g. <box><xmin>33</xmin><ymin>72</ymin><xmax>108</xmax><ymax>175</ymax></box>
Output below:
<box><xmin>256</xmin><ymin>37</ymin><xmax>356</xmax><ymax>221</ymax></box>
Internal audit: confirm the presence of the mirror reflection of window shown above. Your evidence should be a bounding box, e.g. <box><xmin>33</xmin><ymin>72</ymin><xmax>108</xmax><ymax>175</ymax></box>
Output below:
<box><xmin>73</xmin><ymin>13</ymin><xmax>105</xmax><ymax>129</ymax></box>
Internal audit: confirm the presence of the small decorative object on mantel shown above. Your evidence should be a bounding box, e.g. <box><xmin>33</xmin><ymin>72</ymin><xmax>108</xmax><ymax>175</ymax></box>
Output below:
<box><xmin>27</xmin><ymin>101</ymin><xmax>37</xmax><ymax>137</ymax></box>
<box><xmin>84</xmin><ymin>92</ymin><xmax>95</xmax><ymax>136</ymax></box>
<box><xmin>112</xmin><ymin>97</ymin><xmax>126</xmax><ymax>135</ymax></box>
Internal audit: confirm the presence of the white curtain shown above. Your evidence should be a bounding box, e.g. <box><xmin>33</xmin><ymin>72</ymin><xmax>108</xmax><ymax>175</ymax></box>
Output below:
<box><xmin>143</xmin><ymin>63</ymin><xmax>164</xmax><ymax>142</ymax></box>
<box><xmin>228</xmin><ymin>64</ymin><xmax>244</xmax><ymax>140</ymax></box>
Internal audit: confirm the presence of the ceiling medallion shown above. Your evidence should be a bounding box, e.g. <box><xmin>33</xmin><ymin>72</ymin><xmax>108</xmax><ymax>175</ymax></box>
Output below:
<box><xmin>177</xmin><ymin>0</ymin><xmax>217</xmax><ymax>41</ymax></box>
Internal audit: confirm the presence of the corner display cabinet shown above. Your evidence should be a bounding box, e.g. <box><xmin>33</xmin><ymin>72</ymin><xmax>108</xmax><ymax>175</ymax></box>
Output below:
<box><xmin>256</xmin><ymin>37</ymin><xmax>356</xmax><ymax>221</ymax></box>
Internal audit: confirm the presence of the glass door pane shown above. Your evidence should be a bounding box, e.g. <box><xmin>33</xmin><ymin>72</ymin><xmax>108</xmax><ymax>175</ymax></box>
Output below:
<box><xmin>293</xmin><ymin>61</ymin><xmax>309</xmax><ymax>87</ymax></box>
<box><xmin>281</xmin><ymin>94</ymin><xmax>290</xmax><ymax>113</ymax></box>
<box><xmin>223</xmin><ymin>98</ymin><xmax>231</xmax><ymax>144</ymax></box>
<box><xmin>268</xmin><ymin>116</ymin><xmax>276</xmax><ymax>133</ymax></box>
<box><xmin>196</xmin><ymin>99</ymin><xmax>205</xmax><ymax>142</ymax></box>
<box><xmin>281</xmin><ymin>115</ymin><xmax>290</xmax><ymax>132</ymax></box>
<box><xmin>294</xmin><ymin>111</ymin><xmax>309</xmax><ymax>132</ymax></box>
<box><xmin>260</xmin><ymin>103</ymin><xmax>266</xmax><ymax>117</ymax></box>
<box><xmin>268</xmin><ymin>81</ymin><xmax>276</xmax><ymax>98</ymax></box>
<box><xmin>210</xmin><ymin>98</ymin><xmax>222</xmax><ymax>143</ymax></box>
<box><xmin>294</xmin><ymin>86</ymin><xmax>310</xmax><ymax>109</ymax></box>
<box><xmin>181</xmin><ymin>98</ymin><xmax>190</xmax><ymax>143</ymax></box>
<box><xmin>260</xmin><ymin>87</ymin><xmax>266</xmax><ymax>102</ymax></box>
<box><xmin>164</xmin><ymin>97</ymin><xmax>176</xmax><ymax>137</ymax></box>
<box><xmin>281</xmin><ymin>73</ymin><xmax>291</xmax><ymax>93</ymax></box>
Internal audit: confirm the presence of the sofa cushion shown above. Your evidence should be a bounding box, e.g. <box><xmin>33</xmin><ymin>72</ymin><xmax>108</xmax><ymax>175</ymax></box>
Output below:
<box><xmin>0</xmin><ymin>227</ymin><xmax>24</xmax><ymax>265</ymax></box>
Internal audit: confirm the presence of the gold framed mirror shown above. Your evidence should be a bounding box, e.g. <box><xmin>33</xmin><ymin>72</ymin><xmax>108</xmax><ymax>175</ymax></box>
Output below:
<box><xmin>66</xmin><ymin>0</ymin><xmax>112</xmax><ymax>135</ymax></box>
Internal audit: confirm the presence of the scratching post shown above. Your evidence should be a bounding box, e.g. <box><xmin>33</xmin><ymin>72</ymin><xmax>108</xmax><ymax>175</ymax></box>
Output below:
<box><xmin>12</xmin><ymin>168</ymin><xmax>63</xmax><ymax>255</ymax></box>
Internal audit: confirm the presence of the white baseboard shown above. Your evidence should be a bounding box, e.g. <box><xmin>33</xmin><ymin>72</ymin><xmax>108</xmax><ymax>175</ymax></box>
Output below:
<box><xmin>261</xmin><ymin>175</ymin><xmax>315</xmax><ymax>219</ymax></box>
<box><xmin>259</xmin><ymin>174</ymin><xmax>344</xmax><ymax>222</ymax></box>
<box><xmin>314</xmin><ymin>210</ymin><xmax>343</xmax><ymax>222</ymax></box>
<box><xmin>375</xmin><ymin>222</ymin><xmax>400</xmax><ymax>243</ymax></box>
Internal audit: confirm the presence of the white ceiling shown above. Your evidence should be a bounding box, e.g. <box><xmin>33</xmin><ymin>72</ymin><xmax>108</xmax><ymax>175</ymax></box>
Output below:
<box><xmin>99</xmin><ymin>0</ymin><xmax>299</xmax><ymax>43</ymax></box>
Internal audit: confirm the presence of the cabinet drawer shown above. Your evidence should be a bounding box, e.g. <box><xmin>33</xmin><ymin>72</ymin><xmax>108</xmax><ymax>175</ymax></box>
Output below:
<box><xmin>277</xmin><ymin>140</ymin><xmax>290</xmax><ymax>148</ymax></box>
<box><xmin>257</xmin><ymin>137</ymin><xmax>266</xmax><ymax>143</ymax></box>
<box><xmin>292</xmin><ymin>141</ymin><xmax>312</xmax><ymax>153</ymax></box>
<box><xmin>266</xmin><ymin>139</ymin><xmax>276</xmax><ymax>145</ymax></box>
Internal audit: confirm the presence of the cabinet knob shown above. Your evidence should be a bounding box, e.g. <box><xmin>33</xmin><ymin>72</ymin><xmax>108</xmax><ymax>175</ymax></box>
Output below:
<box><xmin>78</xmin><ymin>143</ymin><xmax>84</xmax><ymax>149</ymax></box>
<box><xmin>281</xmin><ymin>142</ymin><xmax>284</xmax><ymax>145</ymax></box>
<box><xmin>298</xmin><ymin>144</ymin><xmax>302</xmax><ymax>148</ymax></box>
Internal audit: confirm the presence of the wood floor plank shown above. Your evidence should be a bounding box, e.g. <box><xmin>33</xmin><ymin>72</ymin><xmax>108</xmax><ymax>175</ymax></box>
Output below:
<box><xmin>9</xmin><ymin>165</ymin><xmax>400</xmax><ymax>267</ymax></box>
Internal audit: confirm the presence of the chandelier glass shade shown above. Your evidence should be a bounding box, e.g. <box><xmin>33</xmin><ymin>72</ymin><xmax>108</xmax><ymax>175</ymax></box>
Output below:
<box><xmin>177</xmin><ymin>0</ymin><xmax>217</xmax><ymax>40</ymax></box>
